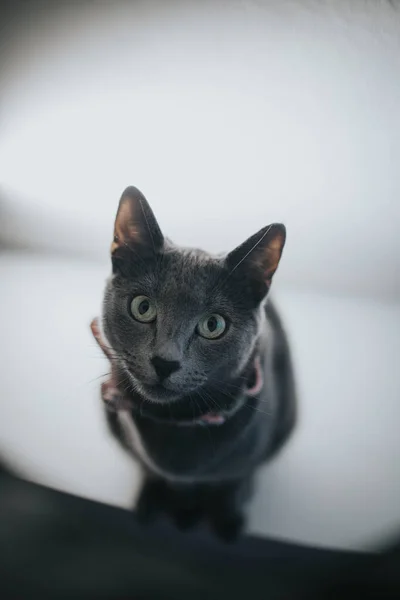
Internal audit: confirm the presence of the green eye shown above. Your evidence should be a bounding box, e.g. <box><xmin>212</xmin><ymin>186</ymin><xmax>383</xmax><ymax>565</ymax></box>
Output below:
<box><xmin>130</xmin><ymin>295</ymin><xmax>157</xmax><ymax>323</ymax></box>
<box><xmin>197</xmin><ymin>314</ymin><xmax>226</xmax><ymax>339</ymax></box>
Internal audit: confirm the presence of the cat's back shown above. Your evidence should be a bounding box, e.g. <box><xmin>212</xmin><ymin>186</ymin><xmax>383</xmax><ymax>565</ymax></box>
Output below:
<box><xmin>261</xmin><ymin>299</ymin><xmax>297</xmax><ymax>459</ymax></box>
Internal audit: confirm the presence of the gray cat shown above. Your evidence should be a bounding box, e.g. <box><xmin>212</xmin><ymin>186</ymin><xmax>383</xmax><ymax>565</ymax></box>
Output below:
<box><xmin>92</xmin><ymin>185</ymin><xmax>296</xmax><ymax>541</ymax></box>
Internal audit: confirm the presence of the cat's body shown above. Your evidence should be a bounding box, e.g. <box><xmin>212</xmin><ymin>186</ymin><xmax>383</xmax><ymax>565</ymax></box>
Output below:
<box><xmin>97</xmin><ymin>186</ymin><xmax>296</xmax><ymax>540</ymax></box>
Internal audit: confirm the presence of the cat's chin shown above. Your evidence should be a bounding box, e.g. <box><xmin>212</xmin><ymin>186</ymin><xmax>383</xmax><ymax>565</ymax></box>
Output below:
<box><xmin>125</xmin><ymin>370</ymin><xmax>183</xmax><ymax>404</ymax></box>
<box><xmin>140</xmin><ymin>382</ymin><xmax>183</xmax><ymax>404</ymax></box>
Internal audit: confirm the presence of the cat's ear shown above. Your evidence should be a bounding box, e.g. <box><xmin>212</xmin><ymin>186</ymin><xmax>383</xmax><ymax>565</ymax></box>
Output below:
<box><xmin>111</xmin><ymin>186</ymin><xmax>164</xmax><ymax>256</ymax></box>
<box><xmin>226</xmin><ymin>224</ymin><xmax>286</xmax><ymax>299</ymax></box>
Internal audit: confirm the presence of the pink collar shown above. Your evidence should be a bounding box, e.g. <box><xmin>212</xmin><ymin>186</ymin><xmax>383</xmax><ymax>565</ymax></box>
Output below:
<box><xmin>246</xmin><ymin>356</ymin><xmax>263</xmax><ymax>397</ymax></box>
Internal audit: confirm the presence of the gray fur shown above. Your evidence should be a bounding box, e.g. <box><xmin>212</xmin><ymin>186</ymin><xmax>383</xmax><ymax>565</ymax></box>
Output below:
<box><xmin>104</xmin><ymin>242</ymin><xmax>260</xmax><ymax>406</ymax></box>
<box><xmin>100</xmin><ymin>186</ymin><xmax>296</xmax><ymax>539</ymax></box>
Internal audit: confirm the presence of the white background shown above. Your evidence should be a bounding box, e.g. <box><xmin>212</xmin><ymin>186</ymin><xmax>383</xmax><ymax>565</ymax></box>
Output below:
<box><xmin>0</xmin><ymin>0</ymin><xmax>399</xmax><ymax>550</ymax></box>
<box><xmin>1</xmin><ymin>0</ymin><xmax>399</xmax><ymax>300</ymax></box>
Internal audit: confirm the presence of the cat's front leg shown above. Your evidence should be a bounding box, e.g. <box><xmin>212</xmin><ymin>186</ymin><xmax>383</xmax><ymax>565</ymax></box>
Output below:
<box><xmin>207</xmin><ymin>477</ymin><xmax>253</xmax><ymax>542</ymax></box>
<box><xmin>135</xmin><ymin>479</ymin><xmax>204</xmax><ymax>530</ymax></box>
<box><xmin>135</xmin><ymin>477</ymin><xmax>167</xmax><ymax>523</ymax></box>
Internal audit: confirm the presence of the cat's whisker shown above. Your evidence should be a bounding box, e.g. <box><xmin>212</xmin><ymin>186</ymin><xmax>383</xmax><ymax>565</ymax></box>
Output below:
<box><xmin>90</xmin><ymin>342</ymin><xmax>115</xmax><ymax>354</ymax></box>
<box><xmin>195</xmin><ymin>391</ymin><xmax>216</xmax><ymax>457</ymax></box>
<box><xmin>88</xmin><ymin>336</ymin><xmax>118</xmax><ymax>363</ymax></box>
<box><xmin>211</xmin><ymin>380</ymin><xmax>271</xmax><ymax>405</ymax></box>
<box><xmin>85</xmin><ymin>372</ymin><xmax>111</xmax><ymax>384</ymax></box>
<box><xmin>188</xmin><ymin>394</ymin><xmax>197</xmax><ymax>424</ymax></box>
<box><xmin>199</xmin><ymin>389</ymin><xmax>217</xmax><ymax>410</ymax></box>
<box><xmin>209</xmin><ymin>378</ymin><xmax>247</xmax><ymax>392</ymax></box>
<box><xmin>59</xmin><ymin>372</ymin><xmax>113</xmax><ymax>406</ymax></box>
<box><xmin>209</xmin><ymin>384</ymin><xmax>238</xmax><ymax>402</ymax></box>
<box><xmin>243</xmin><ymin>402</ymin><xmax>272</xmax><ymax>416</ymax></box>
<box><xmin>202</xmin><ymin>389</ymin><xmax>224</xmax><ymax>413</ymax></box>
<box><xmin>212</xmin><ymin>382</ymin><xmax>273</xmax><ymax>417</ymax></box>
<box><xmin>191</xmin><ymin>392</ymin><xmax>203</xmax><ymax>419</ymax></box>
<box><xmin>202</xmin><ymin>389</ymin><xmax>218</xmax><ymax>409</ymax></box>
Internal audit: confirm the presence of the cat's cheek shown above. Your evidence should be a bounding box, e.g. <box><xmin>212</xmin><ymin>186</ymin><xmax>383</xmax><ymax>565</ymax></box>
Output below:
<box><xmin>196</xmin><ymin>339</ymin><xmax>226</xmax><ymax>363</ymax></box>
<box><xmin>100</xmin><ymin>313</ymin><xmax>115</xmax><ymax>351</ymax></box>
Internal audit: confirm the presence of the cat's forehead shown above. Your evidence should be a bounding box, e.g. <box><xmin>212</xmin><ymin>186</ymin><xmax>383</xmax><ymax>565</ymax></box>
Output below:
<box><xmin>159</xmin><ymin>245</ymin><xmax>224</xmax><ymax>293</ymax></box>
<box><xmin>165</xmin><ymin>244</ymin><xmax>219</xmax><ymax>268</ymax></box>
<box><xmin>113</xmin><ymin>243</ymin><xmax>231</xmax><ymax>307</ymax></box>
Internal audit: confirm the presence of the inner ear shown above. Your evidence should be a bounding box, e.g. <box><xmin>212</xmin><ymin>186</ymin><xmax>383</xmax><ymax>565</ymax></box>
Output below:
<box><xmin>111</xmin><ymin>186</ymin><xmax>164</xmax><ymax>255</ymax></box>
<box><xmin>226</xmin><ymin>223</ymin><xmax>286</xmax><ymax>296</ymax></box>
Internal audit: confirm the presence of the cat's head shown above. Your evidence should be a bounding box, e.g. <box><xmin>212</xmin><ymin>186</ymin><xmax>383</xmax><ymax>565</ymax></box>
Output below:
<box><xmin>102</xmin><ymin>186</ymin><xmax>286</xmax><ymax>406</ymax></box>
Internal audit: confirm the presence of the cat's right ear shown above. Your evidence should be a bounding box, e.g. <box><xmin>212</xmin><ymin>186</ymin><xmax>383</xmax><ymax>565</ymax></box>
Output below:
<box><xmin>225</xmin><ymin>223</ymin><xmax>286</xmax><ymax>302</ymax></box>
<box><xmin>111</xmin><ymin>186</ymin><xmax>164</xmax><ymax>269</ymax></box>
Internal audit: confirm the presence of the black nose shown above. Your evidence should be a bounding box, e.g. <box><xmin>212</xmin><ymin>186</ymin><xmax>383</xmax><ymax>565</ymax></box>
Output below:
<box><xmin>151</xmin><ymin>356</ymin><xmax>181</xmax><ymax>380</ymax></box>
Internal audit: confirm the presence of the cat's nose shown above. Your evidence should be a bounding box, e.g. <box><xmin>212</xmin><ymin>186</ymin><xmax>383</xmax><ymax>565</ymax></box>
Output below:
<box><xmin>151</xmin><ymin>356</ymin><xmax>181</xmax><ymax>380</ymax></box>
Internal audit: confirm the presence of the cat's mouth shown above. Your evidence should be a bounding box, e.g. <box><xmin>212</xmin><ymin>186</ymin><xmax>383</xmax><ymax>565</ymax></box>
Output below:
<box><xmin>125</xmin><ymin>369</ymin><xmax>186</xmax><ymax>403</ymax></box>
<box><xmin>140</xmin><ymin>380</ymin><xmax>181</xmax><ymax>402</ymax></box>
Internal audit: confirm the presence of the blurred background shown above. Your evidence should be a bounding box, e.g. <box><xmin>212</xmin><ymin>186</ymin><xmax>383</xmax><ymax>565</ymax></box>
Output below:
<box><xmin>0</xmin><ymin>0</ymin><xmax>399</xmax><ymax>550</ymax></box>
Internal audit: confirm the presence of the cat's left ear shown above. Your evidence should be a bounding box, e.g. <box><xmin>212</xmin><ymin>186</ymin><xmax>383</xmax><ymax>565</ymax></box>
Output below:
<box><xmin>225</xmin><ymin>224</ymin><xmax>286</xmax><ymax>299</ymax></box>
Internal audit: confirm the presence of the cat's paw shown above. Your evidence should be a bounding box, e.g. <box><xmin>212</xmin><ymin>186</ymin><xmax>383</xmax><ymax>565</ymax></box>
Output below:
<box><xmin>136</xmin><ymin>497</ymin><xmax>158</xmax><ymax>524</ymax></box>
<box><xmin>210</xmin><ymin>513</ymin><xmax>245</xmax><ymax>543</ymax></box>
<box><xmin>173</xmin><ymin>508</ymin><xmax>203</xmax><ymax>531</ymax></box>
<box><xmin>135</xmin><ymin>479</ymin><xmax>165</xmax><ymax>523</ymax></box>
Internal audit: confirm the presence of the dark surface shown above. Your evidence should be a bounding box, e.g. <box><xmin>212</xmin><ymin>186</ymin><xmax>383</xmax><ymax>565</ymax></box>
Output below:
<box><xmin>1</xmin><ymin>465</ymin><xmax>399</xmax><ymax>599</ymax></box>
